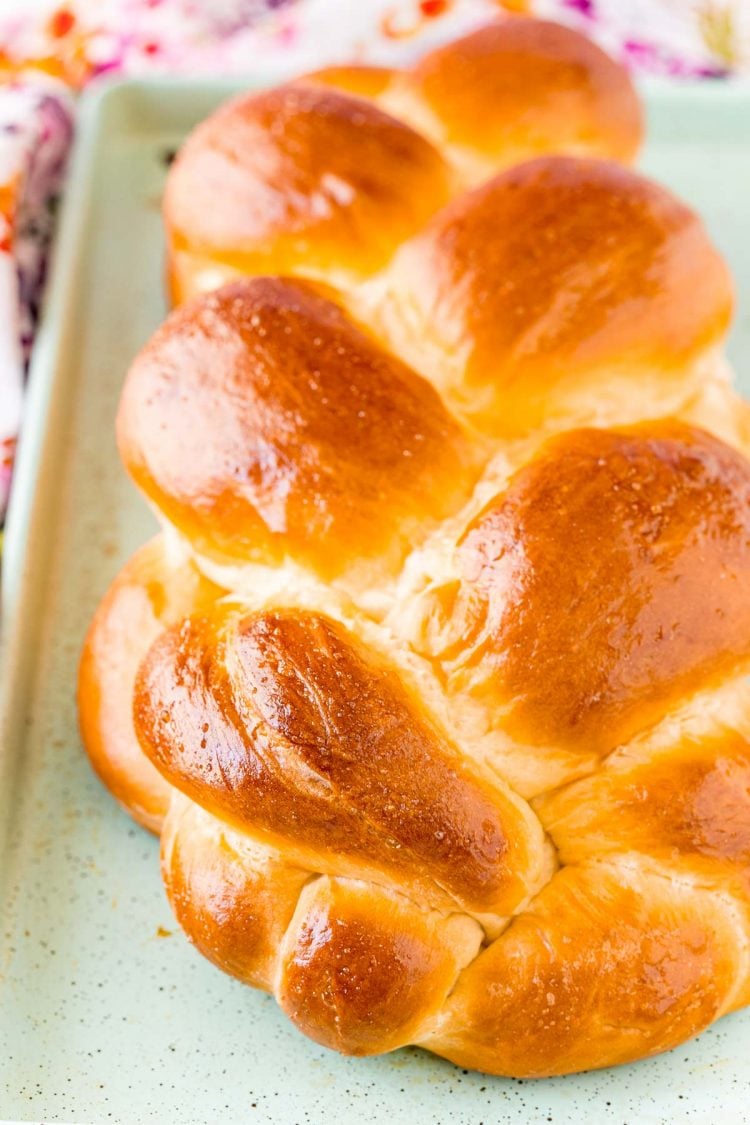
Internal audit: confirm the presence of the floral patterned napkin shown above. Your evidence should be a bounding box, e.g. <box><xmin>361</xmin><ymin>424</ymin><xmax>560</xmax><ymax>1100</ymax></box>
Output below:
<box><xmin>0</xmin><ymin>0</ymin><xmax>747</xmax><ymax>525</ymax></box>
<box><xmin>0</xmin><ymin>80</ymin><xmax>72</xmax><ymax>519</ymax></box>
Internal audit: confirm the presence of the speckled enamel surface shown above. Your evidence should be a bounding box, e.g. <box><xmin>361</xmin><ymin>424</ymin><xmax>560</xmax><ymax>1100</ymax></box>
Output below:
<box><xmin>1</xmin><ymin>79</ymin><xmax>750</xmax><ymax>1123</ymax></box>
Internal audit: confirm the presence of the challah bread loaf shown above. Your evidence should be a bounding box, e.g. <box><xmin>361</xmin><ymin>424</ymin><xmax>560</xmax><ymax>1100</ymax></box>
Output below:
<box><xmin>78</xmin><ymin>17</ymin><xmax>750</xmax><ymax>1077</ymax></box>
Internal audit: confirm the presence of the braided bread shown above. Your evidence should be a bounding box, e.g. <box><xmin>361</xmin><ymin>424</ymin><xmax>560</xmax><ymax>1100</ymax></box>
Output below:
<box><xmin>78</xmin><ymin>18</ymin><xmax>750</xmax><ymax>1077</ymax></box>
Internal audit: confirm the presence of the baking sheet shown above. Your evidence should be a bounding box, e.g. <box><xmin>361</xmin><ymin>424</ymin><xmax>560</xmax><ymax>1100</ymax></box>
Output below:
<box><xmin>1</xmin><ymin>77</ymin><xmax>750</xmax><ymax>1124</ymax></box>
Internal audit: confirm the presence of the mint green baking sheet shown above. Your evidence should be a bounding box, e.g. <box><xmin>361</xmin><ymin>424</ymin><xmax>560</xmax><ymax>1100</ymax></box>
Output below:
<box><xmin>1</xmin><ymin>78</ymin><xmax>749</xmax><ymax>1124</ymax></box>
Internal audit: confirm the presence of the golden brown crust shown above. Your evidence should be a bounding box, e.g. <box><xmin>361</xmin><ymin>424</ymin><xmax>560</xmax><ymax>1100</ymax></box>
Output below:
<box><xmin>425</xmin><ymin>863</ymin><xmax>744</xmax><ymax>1076</ymax></box>
<box><xmin>77</xmin><ymin>536</ymin><xmax>221</xmax><ymax>832</ymax></box>
<box><xmin>378</xmin><ymin>156</ymin><xmax>733</xmax><ymax>435</ymax></box>
<box><xmin>161</xmin><ymin>796</ymin><xmax>310</xmax><ymax>990</ymax></box>
<box><xmin>537</xmin><ymin>723</ymin><xmax>750</xmax><ymax>897</ymax></box>
<box><xmin>400</xmin><ymin>18</ymin><xmax>642</xmax><ymax>171</ymax></box>
<box><xmin>165</xmin><ymin>20</ymin><xmax>642</xmax><ymax>304</ymax></box>
<box><xmin>279</xmin><ymin>877</ymin><xmax>482</xmax><ymax>1055</ymax></box>
<box><xmin>164</xmin><ymin>81</ymin><xmax>453</xmax><ymax>303</ymax></box>
<box><xmin>134</xmin><ymin>605</ymin><xmax>545</xmax><ymax>916</ymax></box>
<box><xmin>117</xmin><ymin>277</ymin><xmax>477</xmax><ymax>581</ymax></box>
<box><xmin>436</xmin><ymin>423</ymin><xmax>750</xmax><ymax>756</ymax></box>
